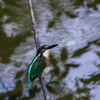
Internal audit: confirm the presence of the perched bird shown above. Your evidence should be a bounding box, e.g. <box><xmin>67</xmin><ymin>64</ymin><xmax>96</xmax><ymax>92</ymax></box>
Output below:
<box><xmin>28</xmin><ymin>44</ymin><xmax>58</xmax><ymax>87</ymax></box>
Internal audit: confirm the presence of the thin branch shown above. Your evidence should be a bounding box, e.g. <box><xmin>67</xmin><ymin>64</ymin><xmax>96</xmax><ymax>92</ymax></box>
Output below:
<box><xmin>28</xmin><ymin>0</ymin><xmax>40</xmax><ymax>50</ymax></box>
<box><xmin>28</xmin><ymin>0</ymin><xmax>49</xmax><ymax>100</ymax></box>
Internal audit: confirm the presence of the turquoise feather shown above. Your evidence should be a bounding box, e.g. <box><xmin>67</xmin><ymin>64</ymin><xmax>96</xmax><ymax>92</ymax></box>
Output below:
<box><xmin>28</xmin><ymin>56</ymin><xmax>38</xmax><ymax>87</ymax></box>
<box><xmin>28</xmin><ymin>55</ymin><xmax>46</xmax><ymax>87</ymax></box>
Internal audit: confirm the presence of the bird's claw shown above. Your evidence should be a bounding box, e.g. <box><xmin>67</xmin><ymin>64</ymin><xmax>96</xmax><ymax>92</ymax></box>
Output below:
<box><xmin>39</xmin><ymin>76</ymin><xmax>45</xmax><ymax>79</ymax></box>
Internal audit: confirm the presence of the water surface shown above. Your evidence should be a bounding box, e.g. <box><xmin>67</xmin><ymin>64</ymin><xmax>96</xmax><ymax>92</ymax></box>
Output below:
<box><xmin>0</xmin><ymin>0</ymin><xmax>100</xmax><ymax>100</ymax></box>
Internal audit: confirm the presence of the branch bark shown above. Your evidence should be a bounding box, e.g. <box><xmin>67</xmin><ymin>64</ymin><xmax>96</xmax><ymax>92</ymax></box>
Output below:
<box><xmin>28</xmin><ymin>0</ymin><xmax>49</xmax><ymax>100</ymax></box>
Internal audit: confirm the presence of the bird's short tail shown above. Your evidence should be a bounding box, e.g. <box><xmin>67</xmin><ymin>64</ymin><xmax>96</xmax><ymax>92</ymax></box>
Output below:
<box><xmin>29</xmin><ymin>80</ymin><xmax>32</xmax><ymax>87</ymax></box>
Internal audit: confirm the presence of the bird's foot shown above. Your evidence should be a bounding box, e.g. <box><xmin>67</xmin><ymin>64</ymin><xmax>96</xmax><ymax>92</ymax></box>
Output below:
<box><xmin>39</xmin><ymin>76</ymin><xmax>45</xmax><ymax>79</ymax></box>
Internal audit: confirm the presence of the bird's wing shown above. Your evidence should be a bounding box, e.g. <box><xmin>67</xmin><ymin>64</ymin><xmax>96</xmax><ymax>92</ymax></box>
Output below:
<box><xmin>29</xmin><ymin>57</ymin><xmax>46</xmax><ymax>81</ymax></box>
<box><xmin>28</xmin><ymin>56</ymin><xmax>38</xmax><ymax>86</ymax></box>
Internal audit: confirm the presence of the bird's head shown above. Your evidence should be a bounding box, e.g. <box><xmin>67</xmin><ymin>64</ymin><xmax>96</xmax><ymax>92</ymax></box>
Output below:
<box><xmin>37</xmin><ymin>44</ymin><xmax>58</xmax><ymax>58</ymax></box>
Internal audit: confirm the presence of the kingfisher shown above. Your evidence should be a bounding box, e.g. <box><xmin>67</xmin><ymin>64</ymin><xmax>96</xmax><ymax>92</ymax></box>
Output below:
<box><xmin>28</xmin><ymin>44</ymin><xmax>58</xmax><ymax>87</ymax></box>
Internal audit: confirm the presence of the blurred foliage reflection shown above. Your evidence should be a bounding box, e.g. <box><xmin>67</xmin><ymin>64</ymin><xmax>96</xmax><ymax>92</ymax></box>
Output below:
<box><xmin>0</xmin><ymin>0</ymin><xmax>100</xmax><ymax>100</ymax></box>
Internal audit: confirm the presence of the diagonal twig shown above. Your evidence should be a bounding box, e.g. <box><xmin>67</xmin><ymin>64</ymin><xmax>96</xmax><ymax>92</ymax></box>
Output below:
<box><xmin>27</xmin><ymin>0</ymin><xmax>49</xmax><ymax>100</ymax></box>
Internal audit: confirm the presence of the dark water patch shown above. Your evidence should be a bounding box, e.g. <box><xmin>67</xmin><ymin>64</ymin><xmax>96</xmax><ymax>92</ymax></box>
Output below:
<box><xmin>73</xmin><ymin>0</ymin><xmax>84</xmax><ymax>6</ymax></box>
<box><xmin>0</xmin><ymin>32</ymin><xmax>32</xmax><ymax>63</ymax></box>
<box><xmin>60</xmin><ymin>47</ymin><xmax>68</xmax><ymax>62</ymax></box>
<box><xmin>74</xmin><ymin>78</ymin><xmax>91</xmax><ymax>100</ymax></box>
<box><xmin>14</xmin><ymin>62</ymin><xmax>23</xmax><ymax>68</ymax></box>
<box><xmin>97</xmin><ymin>64</ymin><xmax>100</xmax><ymax>70</ymax></box>
<box><xmin>28</xmin><ymin>86</ymin><xmax>40</xmax><ymax>99</ymax></box>
<box><xmin>47</xmin><ymin>84</ymin><xmax>59</xmax><ymax>94</ymax></box>
<box><xmin>49</xmin><ymin>0</ymin><xmax>60</xmax><ymax>11</ymax></box>
<box><xmin>50</xmin><ymin>53</ymin><xmax>58</xmax><ymax>66</ymax></box>
<box><xmin>56</xmin><ymin>12</ymin><xmax>62</xmax><ymax>17</ymax></box>
<box><xmin>48</xmin><ymin>20</ymin><xmax>55</xmax><ymax>28</ymax></box>
<box><xmin>87</xmin><ymin>0</ymin><xmax>100</xmax><ymax>10</ymax></box>
<box><xmin>0</xmin><ymin>80</ymin><xmax>40</xmax><ymax>100</ymax></box>
<box><xmin>72</xmin><ymin>39</ymin><xmax>100</xmax><ymax>57</ymax></box>
<box><xmin>50</xmin><ymin>65</ymin><xmax>60</xmax><ymax>78</ymax></box>
<box><xmin>1</xmin><ymin>1</ymin><xmax>23</xmax><ymax>23</ymax></box>
<box><xmin>3</xmin><ymin>0</ymin><xmax>22</xmax><ymax>7</ymax></box>
<box><xmin>0</xmin><ymin>80</ymin><xmax>23</xmax><ymax>100</ymax></box>
<box><xmin>65</xmin><ymin>11</ymin><xmax>77</xmax><ymax>18</ymax></box>
<box><xmin>0</xmin><ymin>0</ymin><xmax>32</xmax><ymax>63</ymax></box>
<box><xmin>72</xmin><ymin>45</ymin><xmax>89</xmax><ymax>57</ymax></box>
<box><xmin>47</xmin><ymin>80</ymin><xmax>64</xmax><ymax>94</ymax></box>
<box><xmin>59</xmin><ymin>63</ymin><xmax>79</xmax><ymax>79</ymax></box>
<box><xmin>56</xmin><ymin>93</ymin><xmax>73</xmax><ymax>100</ymax></box>
<box><xmin>80</xmin><ymin>72</ymin><xmax>100</xmax><ymax>84</ymax></box>
<box><xmin>15</xmin><ymin>70</ymin><xmax>25</xmax><ymax>79</ymax></box>
<box><xmin>59</xmin><ymin>65</ymin><xmax>69</xmax><ymax>80</ymax></box>
<box><xmin>96</xmin><ymin>52</ymin><xmax>100</xmax><ymax>57</ymax></box>
<box><xmin>65</xmin><ymin>63</ymin><xmax>79</xmax><ymax>68</ymax></box>
<box><xmin>88</xmin><ymin>39</ymin><xmax>100</xmax><ymax>47</ymax></box>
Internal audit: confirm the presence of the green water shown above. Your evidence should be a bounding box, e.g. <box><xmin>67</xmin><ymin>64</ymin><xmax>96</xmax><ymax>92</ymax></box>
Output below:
<box><xmin>0</xmin><ymin>0</ymin><xmax>100</xmax><ymax>100</ymax></box>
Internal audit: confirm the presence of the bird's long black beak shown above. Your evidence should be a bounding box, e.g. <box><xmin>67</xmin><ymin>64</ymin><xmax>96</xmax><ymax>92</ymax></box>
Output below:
<box><xmin>47</xmin><ymin>44</ymin><xmax>58</xmax><ymax>49</ymax></box>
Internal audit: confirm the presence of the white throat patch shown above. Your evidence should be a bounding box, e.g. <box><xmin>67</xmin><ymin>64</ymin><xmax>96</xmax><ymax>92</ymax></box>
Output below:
<box><xmin>43</xmin><ymin>50</ymin><xmax>50</xmax><ymax>58</ymax></box>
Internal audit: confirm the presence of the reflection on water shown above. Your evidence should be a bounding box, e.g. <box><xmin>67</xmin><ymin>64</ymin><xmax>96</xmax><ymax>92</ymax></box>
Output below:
<box><xmin>0</xmin><ymin>0</ymin><xmax>100</xmax><ymax>100</ymax></box>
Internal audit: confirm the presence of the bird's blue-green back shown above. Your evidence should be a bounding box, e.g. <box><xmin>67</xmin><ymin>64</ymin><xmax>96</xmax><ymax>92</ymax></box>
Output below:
<box><xmin>28</xmin><ymin>56</ymin><xmax>46</xmax><ymax>87</ymax></box>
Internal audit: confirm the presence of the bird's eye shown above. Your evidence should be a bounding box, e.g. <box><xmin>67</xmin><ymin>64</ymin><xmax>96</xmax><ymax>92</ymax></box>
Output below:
<box><xmin>45</xmin><ymin>46</ymin><xmax>48</xmax><ymax>49</ymax></box>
